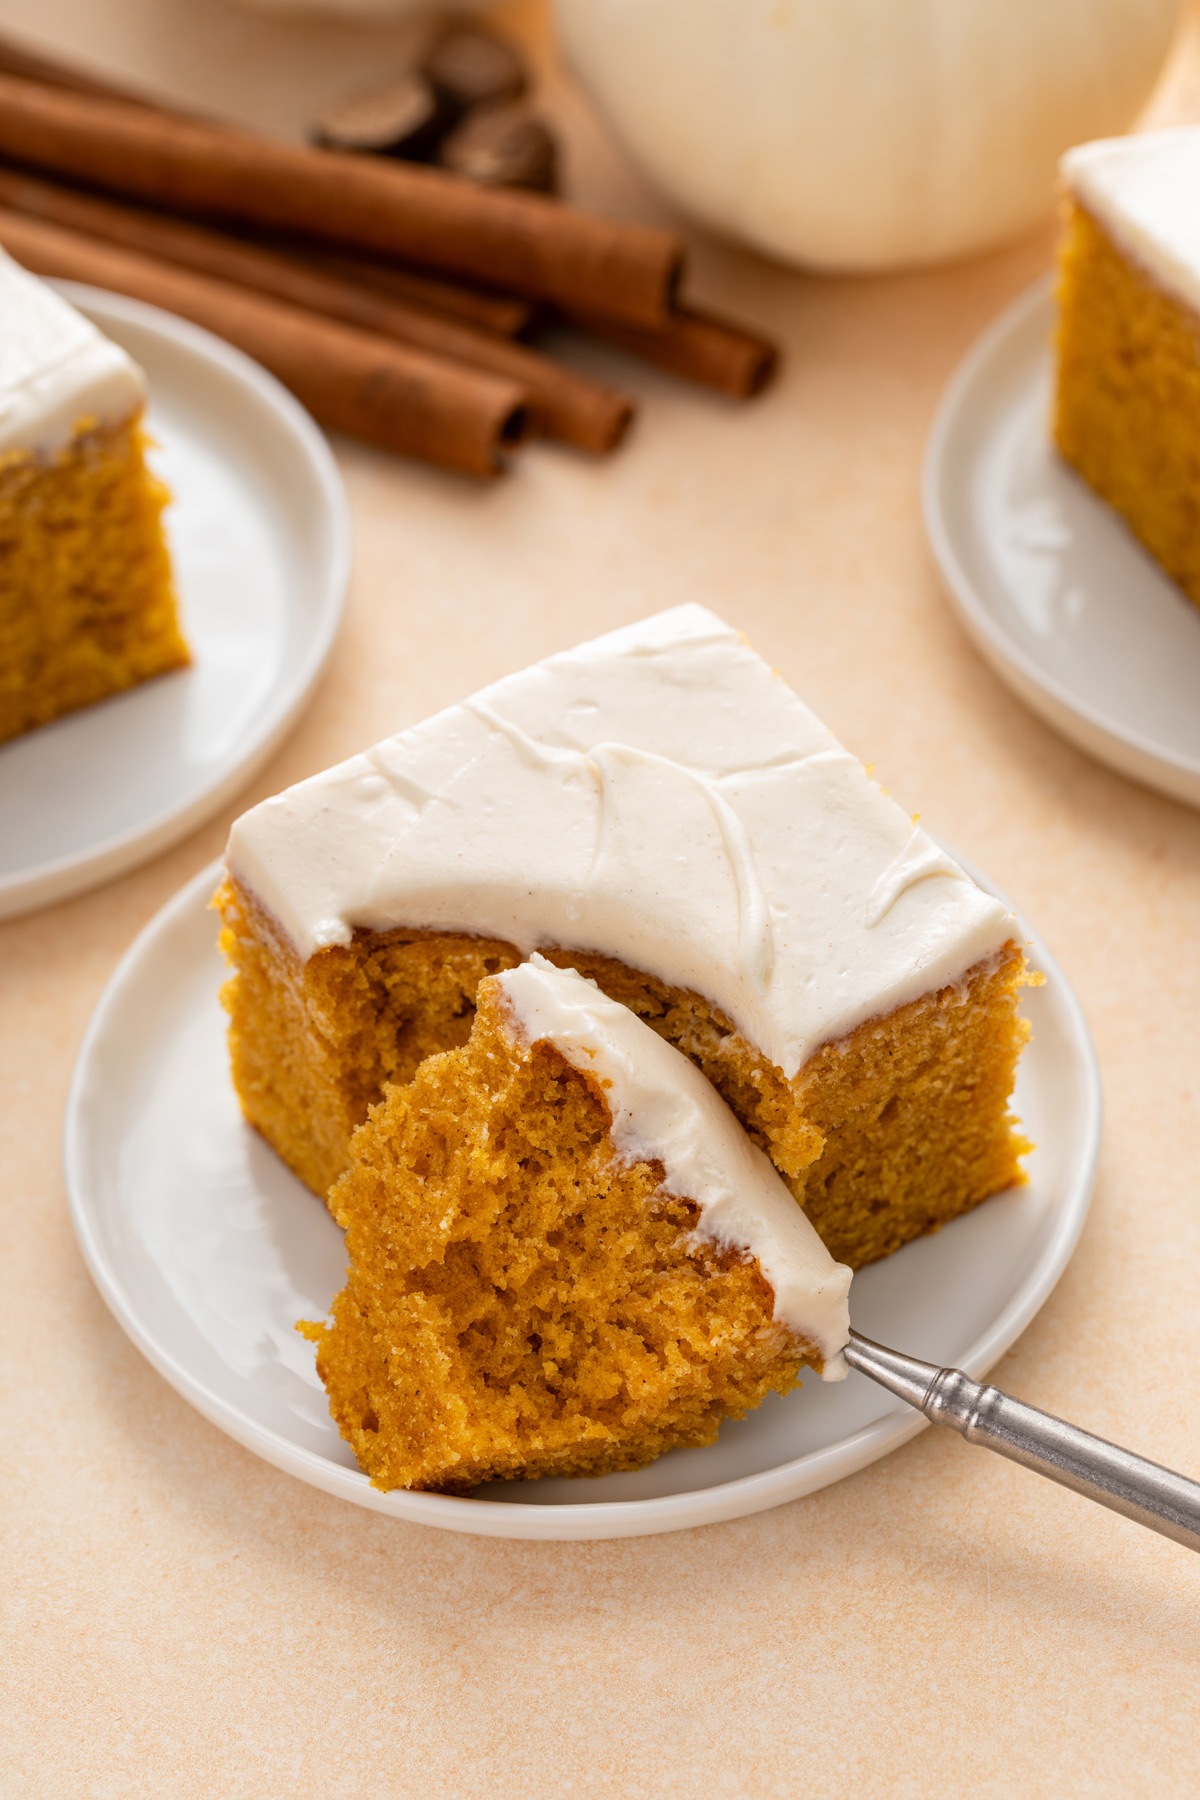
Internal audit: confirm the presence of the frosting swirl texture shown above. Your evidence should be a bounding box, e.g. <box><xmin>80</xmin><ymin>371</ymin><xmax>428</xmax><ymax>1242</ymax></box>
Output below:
<box><xmin>227</xmin><ymin>605</ymin><xmax>1014</xmax><ymax>1078</ymax></box>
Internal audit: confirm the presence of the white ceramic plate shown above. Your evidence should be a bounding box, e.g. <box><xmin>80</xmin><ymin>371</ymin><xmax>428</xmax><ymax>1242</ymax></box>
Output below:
<box><xmin>64</xmin><ymin>858</ymin><xmax>1101</xmax><ymax>1540</ymax></box>
<box><xmin>0</xmin><ymin>284</ymin><xmax>351</xmax><ymax>921</ymax></box>
<box><xmin>925</xmin><ymin>277</ymin><xmax>1200</xmax><ymax>809</ymax></box>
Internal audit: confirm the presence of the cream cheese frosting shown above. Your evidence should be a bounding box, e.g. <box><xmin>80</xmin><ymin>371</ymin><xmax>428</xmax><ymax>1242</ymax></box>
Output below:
<box><xmin>499</xmin><ymin>955</ymin><xmax>852</xmax><ymax>1373</ymax></box>
<box><xmin>226</xmin><ymin>605</ymin><xmax>1016</xmax><ymax>1079</ymax></box>
<box><xmin>1062</xmin><ymin>126</ymin><xmax>1200</xmax><ymax>317</ymax></box>
<box><xmin>0</xmin><ymin>246</ymin><xmax>144</xmax><ymax>457</ymax></box>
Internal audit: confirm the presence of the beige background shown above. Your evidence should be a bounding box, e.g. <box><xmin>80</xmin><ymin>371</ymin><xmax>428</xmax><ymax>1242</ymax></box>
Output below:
<box><xmin>4</xmin><ymin>2</ymin><xmax>1200</xmax><ymax>1793</ymax></box>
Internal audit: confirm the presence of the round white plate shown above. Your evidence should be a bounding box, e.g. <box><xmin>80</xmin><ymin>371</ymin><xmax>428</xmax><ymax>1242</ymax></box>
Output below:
<box><xmin>0</xmin><ymin>284</ymin><xmax>350</xmax><ymax>921</ymax></box>
<box><xmin>925</xmin><ymin>277</ymin><xmax>1200</xmax><ymax>809</ymax></box>
<box><xmin>64</xmin><ymin>859</ymin><xmax>1101</xmax><ymax>1540</ymax></box>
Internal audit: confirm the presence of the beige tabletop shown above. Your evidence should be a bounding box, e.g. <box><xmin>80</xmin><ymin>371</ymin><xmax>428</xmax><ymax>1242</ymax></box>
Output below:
<box><xmin>5</xmin><ymin>2</ymin><xmax>1200</xmax><ymax>1793</ymax></box>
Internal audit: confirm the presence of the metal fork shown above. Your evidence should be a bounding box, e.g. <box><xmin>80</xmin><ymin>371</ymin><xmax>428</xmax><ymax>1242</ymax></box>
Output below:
<box><xmin>846</xmin><ymin>1330</ymin><xmax>1200</xmax><ymax>1554</ymax></box>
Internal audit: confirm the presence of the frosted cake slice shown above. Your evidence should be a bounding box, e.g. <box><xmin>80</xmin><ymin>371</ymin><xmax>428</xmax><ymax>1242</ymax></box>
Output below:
<box><xmin>1057</xmin><ymin>126</ymin><xmax>1200</xmax><ymax>607</ymax></box>
<box><xmin>0</xmin><ymin>247</ymin><xmax>187</xmax><ymax>746</ymax></box>
<box><xmin>218</xmin><ymin>604</ymin><xmax>1030</xmax><ymax>1270</ymax></box>
<box><xmin>302</xmin><ymin>957</ymin><xmax>853</xmax><ymax>1493</ymax></box>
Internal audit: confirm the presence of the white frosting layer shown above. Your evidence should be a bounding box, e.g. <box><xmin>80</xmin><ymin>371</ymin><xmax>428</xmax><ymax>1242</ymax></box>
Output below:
<box><xmin>499</xmin><ymin>956</ymin><xmax>852</xmax><ymax>1374</ymax></box>
<box><xmin>0</xmin><ymin>247</ymin><xmax>144</xmax><ymax>457</ymax></box>
<box><xmin>227</xmin><ymin>605</ymin><xmax>1016</xmax><ymax>1079</ymax></box>
<box><xmin>1062</xmin><ymin>127</ymin><xmax>1200</xmax><ymax>317</ymax></box>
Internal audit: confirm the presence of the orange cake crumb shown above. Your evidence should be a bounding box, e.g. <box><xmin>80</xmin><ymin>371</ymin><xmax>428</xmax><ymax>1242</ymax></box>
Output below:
<box><xmin>0</xmin><ymin>413</ymin><xmax>186</xmax><ymax>745</ymax></box>
<box><xmin>302</xmin><ymin>976</ymin><xmax>822</xmax><ymax>1492</ymax></box>
<box><xmin>1055</xmin><ymin>199</ymin><xmax>1200</xmax><ymax>608</ymax></box>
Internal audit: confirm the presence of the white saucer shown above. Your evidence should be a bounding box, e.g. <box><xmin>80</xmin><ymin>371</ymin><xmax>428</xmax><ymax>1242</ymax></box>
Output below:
<box><xmin>924</xmin><ymin>277</ymin><xmax>1200</xmax><ymax>809</ymax></box>
<box><xmin>0</xmin><ymin>284</ymin><xmax>350</xmax><ymax>921</ymax></box>
<box><xmin>64</xmin><ymin>859</ymin><xmax>1101</xmax><ymax>1541</ymax></box>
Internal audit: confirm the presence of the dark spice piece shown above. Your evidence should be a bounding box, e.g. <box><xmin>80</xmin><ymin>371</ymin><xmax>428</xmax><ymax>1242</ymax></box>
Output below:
<box><xmin>311</xmin><ymin>72</ymin><xmax>447</xmax><ymax>160</ymax></box>
<box><xmin>440</xmin><ymin>102</ymin><xmax>558</xmax><ymax>194</ymax></box>
<box><xmin>422</xmin><ymin>22</ymin><xmax>528</xmax><ymax>113</ymax></box>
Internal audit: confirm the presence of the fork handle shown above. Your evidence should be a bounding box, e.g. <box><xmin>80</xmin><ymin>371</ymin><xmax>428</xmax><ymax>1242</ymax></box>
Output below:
<box><xmin>845</xmin><ymin>1330</ymin><xmax>1200</xmax><ymax>1555</ymax></box>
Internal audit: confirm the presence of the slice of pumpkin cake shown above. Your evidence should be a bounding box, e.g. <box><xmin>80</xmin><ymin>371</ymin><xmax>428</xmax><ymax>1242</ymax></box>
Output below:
<box><xmin>218</xmin><ymin>604</ymin><xmax>1030</xmax><ymax>1271</ymax></box>
<box><xmin>0</xmin><ymin>247</ymin><xmax>187</xmax><ymax>746</ymax></box>
<box><xmin>1056</xmin><ymin>126</ymin><xmax>1200</xmax><ymax>607</ymax></box>
<box><xmin>301</xmin><ymin>957</ymin><xmax>853</xmax><ymax>1493</ymax></box>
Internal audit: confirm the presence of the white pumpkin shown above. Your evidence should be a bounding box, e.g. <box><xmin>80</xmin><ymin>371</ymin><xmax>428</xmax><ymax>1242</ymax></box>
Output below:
<box><xmin>553</xmin><ymin>0</ymin><xmax>1185</xmax><ymax>271</ymax></box>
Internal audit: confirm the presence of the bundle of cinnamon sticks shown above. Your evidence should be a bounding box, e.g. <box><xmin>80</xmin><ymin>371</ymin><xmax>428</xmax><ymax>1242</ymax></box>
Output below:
<box><xmin>0</xmin><ymin>36</ymin><xmax>780</xmax><ymax>478</ymax></box>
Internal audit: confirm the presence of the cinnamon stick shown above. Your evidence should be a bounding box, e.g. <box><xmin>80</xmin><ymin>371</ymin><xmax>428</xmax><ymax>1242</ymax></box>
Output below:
<box><xmin>0</xmin><ymin>36</ymin><xmax>535</xmax><ymax>338</ymax></box>
<box><xmin>0</xmin><ymin>208</ymin><xmax>527</xmax><ymax>477</ymax></box>
<box><xmin>0</xmin><ymin>36</ymin><xmax>779</xmax><ymax>402</ymax></box>
<box><xmin>0</xmin><ymin>167</ymin><xmax>631</xmax><ymax>454</ymax></box>
<box><xmin>0</xmin><ymin>73</ymin><xmax>683</xmax><ymax>325</ymax></box>
<box><xmin>303</xmin><ymin>249</ymin><xmax>532</xmax><ymax>338</ymax></box>
<box><xmin>567</xmin><ymin>306</ymin><xmax>779</xmax><ymax>400</ymax></box>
